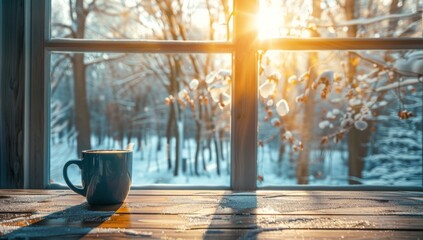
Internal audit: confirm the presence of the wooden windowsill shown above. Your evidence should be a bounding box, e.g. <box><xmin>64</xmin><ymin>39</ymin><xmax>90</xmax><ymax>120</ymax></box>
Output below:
<box><xmin>1</xmin><ymin>190</ymin><xmax>423</xmax><ymax>238</ymax></box>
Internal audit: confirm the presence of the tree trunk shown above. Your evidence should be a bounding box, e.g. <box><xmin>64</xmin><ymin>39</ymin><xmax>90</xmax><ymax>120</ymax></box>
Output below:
<box><xmin>194</xmin><ymin>95</ymin><xmax>203</xmax><ymax>175</ymax></box>
<box><xmin>173</xmin><ymin>114</ymin><xmax>183</xmax><ymax>176</ymax></box>
<box><xmin>166</xmin><ymin>105</ymin><xmax>174</xmax><ymax>169</ymax></box>
<box><xmin>207</xmin><ymin>138</ymin><xmax>212</xmax><ymax>162</ymax></box>
<box><xmin>388</xmin><ymin>0</ymin><xmax>400</xmax><ymax>37</ymax></box>
<box><xmin>194</xmin><ymin>121</ymin><xmax>201</xmax><ymax>175</ymax></box>
<box><xmin>213</xmin><ymin>131</ymin><xmax>221</xmax><ymax>175</ymax></box>
<box><xmin>296</xmin><ymin>75</ymin><xmax>315</xmax><ymax>184</ymax></box>
<box><xmin>72</xmin><ymin>53</ymin><xmax>91</xmax><ymax>155</ymax></box>
<box><xmin>72</xmin><ymin>0</ymin><xmax>91</xmax><ymax>156</ymax></box>
<box><xmin>173</xmin><ymin>93</ymin><xmax>184</xmax><ymax>176</ymax></box>
<box><xmin>296</xmin><ymin>0</ymin><xmax>321</xmax><ymax>184</ymax></box>
<box><xmin>137</xmin><ymin>130</ymin><xmax>142</xmax><ymax>152</ymax></box>
<box><xmin>219</xmin><ymin>129</ymin><xmax>225</xmax><ymax>161</ymax></box>
<box><xmin>172</xmin><ymin>56</ymin><xmax>185</xmax><ymax>177</ymax></box>
<box><xmin>347</xmin><ymin>127</ymin><xmax>371</xmax><ymax>184</ymax></box>
<box><xmin>345</xmin><ymin>0</ymin><xmax>371</xmax><ymax>184</ymax></box>
<box><xmin>201</xmin><ymin>141</ymin><xmax>207</xmax><ymax>171</ymax></box>
<box><xmin>277</xmin><ymin>144</ymin><xmax>284</xmax><ymax>177</ymax></box>
<box><xmin>126</xmin><ymin>118</ymin><xmax>133</xmax><ymax>146</ymax></box>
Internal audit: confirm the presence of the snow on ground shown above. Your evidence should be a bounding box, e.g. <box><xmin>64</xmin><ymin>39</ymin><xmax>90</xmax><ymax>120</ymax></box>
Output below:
<box><xmin>51</xmin><ymin>136</ymin><xmax>230</xmax><ymax>186</ymax></box>
<box><xmin>51</xmin><ymin>136</ymin><xmax>422</xmax><ymax>187</ymax></box>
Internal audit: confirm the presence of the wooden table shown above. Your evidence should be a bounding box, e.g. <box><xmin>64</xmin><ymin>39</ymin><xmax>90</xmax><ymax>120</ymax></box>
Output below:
<box><xmin>1</xmin><ymin>190</ymin><xmax>423</xmax><ymax>239</ymax></box>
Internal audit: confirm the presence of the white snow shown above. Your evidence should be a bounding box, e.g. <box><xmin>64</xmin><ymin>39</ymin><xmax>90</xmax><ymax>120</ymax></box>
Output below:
<box><xmin>275</xmin><ymin>99</ymin><xmax>289</xmax><ymax>117</ymax></box>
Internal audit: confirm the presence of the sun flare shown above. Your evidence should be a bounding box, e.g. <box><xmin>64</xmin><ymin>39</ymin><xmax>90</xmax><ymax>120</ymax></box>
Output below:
<box><xmin>256</xmin><ymin>4</ymin><xmax>283</xmax><ymax>39</ymax></box>
<box><xmin>256</xmin><ymin>1</ymin><xmax>317</xmax><ymax>39</ymax></box>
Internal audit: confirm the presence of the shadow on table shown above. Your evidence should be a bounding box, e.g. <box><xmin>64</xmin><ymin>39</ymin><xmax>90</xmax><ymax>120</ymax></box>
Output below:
<box><xmin>204</xmin><ymin>191</ymin><xmax>258</xmax><ymax>240</ymax></box>
<box><xmin>1</xmin><ymin>202</ymin><xmax>122</xmax><ymax>239</ymax></box>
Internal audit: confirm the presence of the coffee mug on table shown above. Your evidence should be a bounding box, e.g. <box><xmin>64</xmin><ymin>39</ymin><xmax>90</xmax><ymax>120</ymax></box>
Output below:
<box><xmin>63</xmin><ymin>150</ymin><xmax>132</xmax><ymax>205</ymax></box>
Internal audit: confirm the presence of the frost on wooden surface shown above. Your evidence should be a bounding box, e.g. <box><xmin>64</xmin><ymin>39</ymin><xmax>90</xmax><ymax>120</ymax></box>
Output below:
<box><xmin>1</xmin><ymin>191</ymin><xmax>423</xmax><ymax>238</ymax></box>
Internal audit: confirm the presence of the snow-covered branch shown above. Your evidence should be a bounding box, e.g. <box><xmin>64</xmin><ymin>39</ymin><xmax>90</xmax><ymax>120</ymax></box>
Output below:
<box><xmin>352</xmin><ymin>52</ymin><xmax>421</xmax><ymax>77</ymax></box>
<box><xmin>320</xmin><ymin>10</ymin><xmax>422</xmax><ymax>27</ymax></box>
<box><xmin>376</xmin><ymin>78</ymin><xmax>421</xmax><ymax>92</ymax></box>
<box><xmin>85</xmin><ymin>54</ymin><xmax>127</xmax><ymax>67</ymax></box>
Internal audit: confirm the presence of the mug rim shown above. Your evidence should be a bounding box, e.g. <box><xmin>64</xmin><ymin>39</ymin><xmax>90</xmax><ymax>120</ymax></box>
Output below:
<box><xmin>82</xmin><ymin>149</ymin><xmax>132</xmax><ymax>154</ymax></box>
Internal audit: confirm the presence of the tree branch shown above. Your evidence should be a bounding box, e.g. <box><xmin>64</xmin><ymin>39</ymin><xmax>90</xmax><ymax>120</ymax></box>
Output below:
<box><xmin>84</xmin><ymin>54</ymin><xmax>127</xmax><ymax>67</ymax></box>
<box><xmin>320</xmin><ymin>10</ymin><xmax>422</xmax><ymax>28</ymax></box>
<box><xmin>351</xmin><ymin>51</ymin><xmax>421</xmax><ymax>77</ymax></box>
<box><xmin>52</xmin><ymin>23</ymin><xmax>75</xmax><ymax>37</ymax></box>
<box><xmin>376</xmin><ymin>78</ymin><xmax>421</xmax><ymax>92</ymax></box>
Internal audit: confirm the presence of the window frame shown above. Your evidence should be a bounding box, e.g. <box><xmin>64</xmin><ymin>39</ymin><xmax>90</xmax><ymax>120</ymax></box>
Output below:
<box><xmin>27</xmin><ymin>0</ymin><xmax>423</xmax><ymax>190</ymax></box>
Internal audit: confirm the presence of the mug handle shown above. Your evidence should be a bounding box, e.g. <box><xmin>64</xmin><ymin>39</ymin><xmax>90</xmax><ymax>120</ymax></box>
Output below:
<box><xmin>63</xmin><ymin>160</ymin><xmax>86</xmax><ymax>196</ymax></box>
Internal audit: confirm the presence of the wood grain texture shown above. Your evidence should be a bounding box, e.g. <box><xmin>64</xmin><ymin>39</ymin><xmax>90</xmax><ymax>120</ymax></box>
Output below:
<box><xmin>28</xmin><ymin>0</ymin><xmax>48</xmax><ymax>188</ymax></box>
<box><xmin>0</xmin><ymin>0</ymin><xmax>26</xmax><ymax>188</ymax></box>
<box><xmin>2</xmin><ymin>189</ymin><xmax>423</xmax><ymax>196</ymax></box>
<box><xmin>259</xmin><ymin>38</ymin><xmax>423</xmax><ymax>50</ymax></box>
<box><xmin>232</xmin><ymin>0</ymin><xmax>259</xmax><ymax>191</ymax></box>
<box><xmin>1</xmin><ymin>190</ymin><xmax>422</xmax><ymax>239</ymax></box>
<box><xmin>46</xmin><ymin>40</ymin><xmax>233</xmax><ymax>53</ymax></box>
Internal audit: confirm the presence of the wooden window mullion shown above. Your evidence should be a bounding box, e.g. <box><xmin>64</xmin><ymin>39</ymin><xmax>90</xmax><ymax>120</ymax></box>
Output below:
<box><xmin>28</xmin><ymin>0</ymin><xmax>49</xmax><ymax>188</ymax></box>
<box><xmin>231</xmin><ymin>0</ymin><xmax>259</xmax><ymax>191</ymax></box>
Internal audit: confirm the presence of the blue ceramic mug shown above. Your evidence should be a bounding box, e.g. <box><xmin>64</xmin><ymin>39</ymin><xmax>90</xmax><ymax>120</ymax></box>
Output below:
<box><xmin>63</xmin><ymin>150</ymin><xmax>132</xmax><ymax>205</ymax></box>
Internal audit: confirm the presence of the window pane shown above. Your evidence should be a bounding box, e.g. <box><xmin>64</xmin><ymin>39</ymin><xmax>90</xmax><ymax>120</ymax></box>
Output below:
<box><xmin>258</xmin><ymin>0</ymin><xmax>422</xmax><ymax>38</ymax></box>
<box><xmin>51</xmin><ymin>0</ymin><xmax>233</xmax><ymax>41</ymax></box>
<box><xmin>50</xmin><ymin>52</ymin><xmax>231</xmax><ymax>186</ymax></box>
<box><xmin>257</xmin><ymin>50</ymin><xmax>423</xmax><ymax>186</ymax></box>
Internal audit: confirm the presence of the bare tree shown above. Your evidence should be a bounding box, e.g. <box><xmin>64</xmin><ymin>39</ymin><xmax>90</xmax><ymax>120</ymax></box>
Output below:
<box><xmin>71</xmin><ymin>0</ymin><xmax>92</xmax><ymax>155</ymax></box>
<box><xmin>296</xmin><ymin>0</ymin><xmax>321</xmax><ymax>184</ymax></box>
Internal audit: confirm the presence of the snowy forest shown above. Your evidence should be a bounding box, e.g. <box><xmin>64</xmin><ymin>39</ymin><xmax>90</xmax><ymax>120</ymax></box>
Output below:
<box><xmin>49</xmin><ymin>0</ymin><xmax>422</xmax><ymax>186</ymax></box>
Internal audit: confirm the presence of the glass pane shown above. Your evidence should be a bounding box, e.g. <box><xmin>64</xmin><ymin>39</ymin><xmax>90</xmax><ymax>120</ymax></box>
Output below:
<box><xmin>257</xmin><ymin>50</ymin><xmax>423</xmax><ymax>186</ymax></box>
<box><xmin>258</xmin><ymin>0</ymin><xmax>423</xmax><ymax>38</ymax></box>
<box><xmin>51</xmin><ymin>0</ymin><xmax>233</xmax><ymax>41</ymax></box>
<box><xmin>49</xmin><ymin>52</ymin><xmax>232</xmax><ymax>186</ymax></box>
